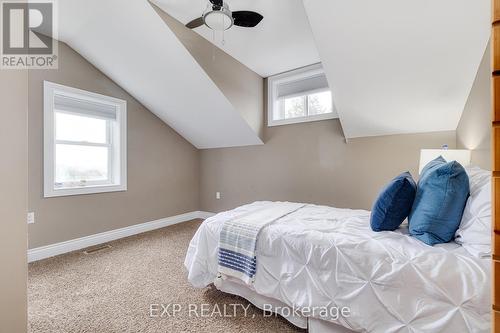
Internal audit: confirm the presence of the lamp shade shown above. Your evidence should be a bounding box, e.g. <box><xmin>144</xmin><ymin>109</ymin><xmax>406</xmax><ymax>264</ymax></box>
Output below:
<box><xmin>419</xmin><ymin>149</ymin><xmax>471</xmax><ymax>174</ymax></box>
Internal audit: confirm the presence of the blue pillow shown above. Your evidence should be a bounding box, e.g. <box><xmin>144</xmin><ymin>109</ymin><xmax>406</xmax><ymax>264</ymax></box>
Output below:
<box><xmin>409</xmin><ymin>156</ymin><xmax>470</xmax><ymax>245</ymax></box>
<box><xmin>370</xmin><ymin>172</ymin><xmax>417</xmax><ymax>232</ymax></box>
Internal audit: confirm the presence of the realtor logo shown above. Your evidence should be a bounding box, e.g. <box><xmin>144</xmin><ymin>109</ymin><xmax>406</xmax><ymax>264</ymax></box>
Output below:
<box><xmin>1</xmin><ymin>1</ymin><xmax>58</xmax><ymax>69</ymax></box>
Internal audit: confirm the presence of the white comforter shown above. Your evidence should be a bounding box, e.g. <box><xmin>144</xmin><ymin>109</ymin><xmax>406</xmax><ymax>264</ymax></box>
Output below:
<box><xmin>185</xmin><ymin>202</ymin><xmax>491</xmax><ymax>332</ymax></box>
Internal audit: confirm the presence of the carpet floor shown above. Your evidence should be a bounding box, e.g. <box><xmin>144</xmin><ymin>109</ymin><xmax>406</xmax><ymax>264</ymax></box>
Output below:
<box><xmin>28</xmin><ymin>219</ymin><xmax>304</xmax><ymax>333</ymax></box>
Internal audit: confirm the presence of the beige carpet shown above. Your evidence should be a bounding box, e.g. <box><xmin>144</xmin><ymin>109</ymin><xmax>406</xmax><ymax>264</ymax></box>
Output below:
<box><xmin>28</xmin><ymin>219</ymin><xmax>304</xmax><ymax>333</ymax></box>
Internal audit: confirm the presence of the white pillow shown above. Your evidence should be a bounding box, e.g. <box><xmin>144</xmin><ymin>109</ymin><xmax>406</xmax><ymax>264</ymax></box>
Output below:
<box><xmin>465</xmin><ymin>166</ymin><xmax>491</xmax><ymax>195</ymax></box>
<box><xmin>455</xmin><ymin>167</ymin><xmax>491</xmax><ymax>258</ymax></box>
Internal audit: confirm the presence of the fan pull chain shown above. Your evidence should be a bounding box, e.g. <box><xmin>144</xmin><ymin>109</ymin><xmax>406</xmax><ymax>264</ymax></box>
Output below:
<box><xmin>221</xmin><ymin>14</ymin><xmax>226</xmax><ymax>46</ymax></box>
<box><xmin>212</xmin><ymin>29</ymin><xmax>216</xmax><ymax>61</ymax></box>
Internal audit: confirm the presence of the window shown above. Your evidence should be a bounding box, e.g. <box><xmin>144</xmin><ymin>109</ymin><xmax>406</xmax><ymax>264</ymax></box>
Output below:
<box><xmin>267</xmin><ymin>63</ymin><xmax>337</xmax><ymax>126</ymax></box>
<box><xmin>44</xmin><ymin>81</ymin><xmax>127</xmax><ymax>197</ymax></box>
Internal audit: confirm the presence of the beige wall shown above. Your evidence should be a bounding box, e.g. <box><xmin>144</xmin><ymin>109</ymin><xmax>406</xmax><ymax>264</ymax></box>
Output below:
<box><xmin>28</xmin><ymin>41</ymin><xmax>200</xmax><ymax>248</ymax></box>
<box><xmin>151</xmin><ymin>4</ymin><xmax>264</xmax><ymax>139</ymax></box>
<box><xmin>457</xmin><ymin>42</ymin><xmax>491</xmax><ymax>169</ymax></box>
<box><xmin>200</xmin><ymin>119</ymin><xmax>456</xmax><ymax>212</ymax></box>
<box><xmin>0</xmin><ymin>70</ymin><xmax>28</xmax><ymax>331</ymax></box>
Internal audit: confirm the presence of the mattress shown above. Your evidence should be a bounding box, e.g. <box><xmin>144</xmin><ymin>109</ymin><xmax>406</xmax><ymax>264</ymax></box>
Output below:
<box><xmin>184</xmin><ymin>201</ymin><xmax>491</xmax><ymax>332</ymax></box>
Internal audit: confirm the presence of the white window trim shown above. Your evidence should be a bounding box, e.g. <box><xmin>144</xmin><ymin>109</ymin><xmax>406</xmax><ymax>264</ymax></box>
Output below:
<box><xmin>43</xmin><ymin>81</ymin><xmax>127</xmax><ymax>197</ymax></box>
<box><xmin>267</xmin><ymin>63</ymin><xmax>337</xmax><ymax>127</ymax></box>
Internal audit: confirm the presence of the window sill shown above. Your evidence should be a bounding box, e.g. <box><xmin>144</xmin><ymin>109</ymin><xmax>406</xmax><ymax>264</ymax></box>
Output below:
<box><xmin>44</xmin><ymin>183</ymin><xmax>127</xmax><ymax>198</ymax></box>
<box><xmin>267</xmin><ymin>112</ymin><xmax>338</xmax><ymax>127</ymax></box>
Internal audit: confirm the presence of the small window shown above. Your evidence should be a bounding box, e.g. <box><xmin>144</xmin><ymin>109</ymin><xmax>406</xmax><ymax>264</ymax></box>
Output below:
<box><xmin>44</xmin><ymin>81</ymin><xmax>127</xmax><ymax>197</ymax></box>
<box><xmin>267</xmin><ymin>63</ymin><xmax>337</xmax><ymax>126</ymax></box>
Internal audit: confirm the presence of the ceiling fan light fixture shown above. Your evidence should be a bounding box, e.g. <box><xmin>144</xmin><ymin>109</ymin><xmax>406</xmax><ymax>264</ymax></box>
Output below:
<box><xmin>203</xmin><ymin>6</ymin><xmax>233</xmax><ymax>31</ymax></box>
<box><xmin>185</xmin><ymin>1</ymin><xmax>263</xmax><ymax>31</ymax></box>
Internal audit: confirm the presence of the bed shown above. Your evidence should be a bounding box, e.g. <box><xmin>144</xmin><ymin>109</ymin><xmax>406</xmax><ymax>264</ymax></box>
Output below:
<box><xmin>185</xmin><ymin>201</ymin><xmax>491</xmax><ymax>332</ymax></box>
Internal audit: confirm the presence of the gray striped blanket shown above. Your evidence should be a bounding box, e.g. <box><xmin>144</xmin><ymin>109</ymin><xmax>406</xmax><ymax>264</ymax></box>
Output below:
<box><xmin>218</xmin><ymin>202</ymin><xmax>305</xmax><ymax>284</ymax></box>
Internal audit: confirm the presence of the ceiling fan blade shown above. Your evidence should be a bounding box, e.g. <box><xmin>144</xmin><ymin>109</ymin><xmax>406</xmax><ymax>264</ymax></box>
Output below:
<box><xmin>209</xmin><ymin>0</ymin><xmax>223</xmax><ymax>7</ymax></box>
<box><xmin>232</xmin><ymin>11</ymin><xmax>263</xmax><ymax>28</ymax></box>
<box><xmin>186</xmin><ymin>17</ymin><xmax>204</xmax><ymax>29</ymax></box>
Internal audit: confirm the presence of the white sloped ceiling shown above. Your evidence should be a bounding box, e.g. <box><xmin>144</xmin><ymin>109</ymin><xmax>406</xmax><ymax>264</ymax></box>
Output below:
<box><xmin>58</xmin><ymin>0</ymin><xmax>263</xmax><ymax>149</ymax></box>
<box><xmin>303</xmin><ymin>0</ymin><xmax>490</xmax><ymax>139</ymax></box>
<box><xmin>152</xmin><ymin>0</ymin><xmax>321</xmax><ymax>77</ymax></box>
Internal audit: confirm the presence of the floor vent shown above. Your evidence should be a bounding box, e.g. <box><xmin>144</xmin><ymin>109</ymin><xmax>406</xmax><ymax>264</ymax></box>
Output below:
<box><xmin>83</xmin><ymin>244</ymin><xmax>112</xmax><ymax>254</ymax></box>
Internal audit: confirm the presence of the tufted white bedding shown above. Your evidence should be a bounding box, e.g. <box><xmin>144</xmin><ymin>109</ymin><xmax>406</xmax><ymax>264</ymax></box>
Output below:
<box><xmin>184</xmin><ymin>201</ymin><xmax>491</xmax><ymax>332</ymax></box>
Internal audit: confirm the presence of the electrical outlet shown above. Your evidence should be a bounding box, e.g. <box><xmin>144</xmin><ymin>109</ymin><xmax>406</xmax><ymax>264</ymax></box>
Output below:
<box><xmin>216</xmin><ymin>192</ymin><xmax>221</xmax><ymax>200</ymax></box>
<box><xmin>27</xmin><ymin>212</ymin><xmax>35</xmax><ymax>224</ymax></box>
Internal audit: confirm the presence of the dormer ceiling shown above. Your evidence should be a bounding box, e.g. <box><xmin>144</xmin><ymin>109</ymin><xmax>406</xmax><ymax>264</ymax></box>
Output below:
<box><xmin>57</xmin><ymin>0</ymin><xmax>490</xmax><ymax>147</ymax></box>
<box><xmin>58</xmin><ymin>0</ymin><xmax>263</xmax><ymax>149</ymax></box>
<box><xmin>303</xmin><ymin>0</ymin><xmax>490</xmax><ymax>139</ymax></box>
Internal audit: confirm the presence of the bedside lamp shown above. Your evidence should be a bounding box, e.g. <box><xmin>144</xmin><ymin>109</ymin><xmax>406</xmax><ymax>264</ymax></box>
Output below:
<box><xmin>419</xmin><ymin>147</ymin><xmax>471</xmax><ymax>174</ymax></box>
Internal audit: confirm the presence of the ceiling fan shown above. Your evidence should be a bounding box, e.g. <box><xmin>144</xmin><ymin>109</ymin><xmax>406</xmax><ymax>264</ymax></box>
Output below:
<box><xmin>185</xmin><ymin>0</ymin><xmax>263</xmax><ymax>31</ymax></box>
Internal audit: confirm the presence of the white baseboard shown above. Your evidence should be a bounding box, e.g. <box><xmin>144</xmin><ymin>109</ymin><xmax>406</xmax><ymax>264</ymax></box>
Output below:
<box><xmin>28</xmin><ymin>210</ymin><xmax>215</xmax><ymax>263</ymax></box>
<box><xmin>197</xmin><ymin>211</ymin><xmax>216</xmax><ymax>219</ymax></box>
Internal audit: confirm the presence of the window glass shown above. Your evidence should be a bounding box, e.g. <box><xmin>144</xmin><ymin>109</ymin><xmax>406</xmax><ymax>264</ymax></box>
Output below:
<box><xmin>308</xmin><ymin>91</ymin><xmax>333</xmax><ymax>115</ymax></box>
<box><xmin>55</xmin><ymin>144</ymin><xmax>109</xmax><ymax>183</ymax></box>
<box><xmin>283</xmin><ymin>96</ymin><xmax>306</xmax><ymax>119</ymax></box>
<box><xmin>55</xmin><ymin>112</ymin><xmax>107</xmax><ymax>144</ymax></box>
